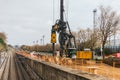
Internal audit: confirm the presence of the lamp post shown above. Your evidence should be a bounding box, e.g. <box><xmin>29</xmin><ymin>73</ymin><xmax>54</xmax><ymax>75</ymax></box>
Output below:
<box><xmin>43</xmin><ymin>35</ymin><xmax>45</xmax><ymax>45</ymax></box>
<box><xmin>92</xmin><ymin>9</ymin><xmax>97</xmax><ymax>50</ymax></box>
<box><xmin>93</xmin><ymin>9</ymin><xmax>97</xmax><ymax>33</ymax></box>
<box><xmin>36</xmin><ymin>40</ymin><xmax>38</xmax><ymax>44</ymax></box>
<box><xmin>33</xmin><ymin>41</ymin><xmax>35</xmax><ymax>45</ymax></box>
<box><xmin>40</xmin><ymin>39</ymin><xmax>42</xmax><ymax>45</ymax></box>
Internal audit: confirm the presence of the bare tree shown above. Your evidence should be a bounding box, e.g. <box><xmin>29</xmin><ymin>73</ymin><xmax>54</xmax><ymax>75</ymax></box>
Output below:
<box><xmin>98</xmin><ymin>6</ymin><xmax>120</xmax><ymax>59</ymax></box>
<box><xmin>76</xmin><ymin>28</ymin><xmax>99</xmax><ymax>50</ymax></box>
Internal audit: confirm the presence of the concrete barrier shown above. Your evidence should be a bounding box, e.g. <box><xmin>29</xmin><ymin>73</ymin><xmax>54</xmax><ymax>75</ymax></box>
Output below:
<box><xmin>17</xmin><ymin>54</ymin><xmax>110</xmax><ymax>80</ymax></box>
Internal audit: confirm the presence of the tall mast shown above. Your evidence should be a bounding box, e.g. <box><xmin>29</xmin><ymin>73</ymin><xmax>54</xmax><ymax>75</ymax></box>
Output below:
<box><xmin>59</xmin><ymin>0</ymin><xmax>66</xmax><ymax>57</ymax></box>
<box><xmin>60</xmin><ymin>0</ymin><xmax>64</xmax><ymax>21</ymax></box>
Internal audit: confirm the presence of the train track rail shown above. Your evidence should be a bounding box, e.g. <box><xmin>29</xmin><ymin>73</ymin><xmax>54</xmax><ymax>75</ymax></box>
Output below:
<box><xmin>0</xmin><ymin>52</ymin><xmax>10</xmax><ymax>80</ymax></box>
<box><xmin>0</xmin><ymin>50</ymin><xmax>42</xmax><ymax>80</ymax></box>
<box><xmin>17</xmin><ymin>55</ymin><xmax>42</xmax><ymax>80</ymax></box>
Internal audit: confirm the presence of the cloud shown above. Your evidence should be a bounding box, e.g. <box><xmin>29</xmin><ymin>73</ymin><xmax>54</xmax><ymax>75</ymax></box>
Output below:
<box><xmin>0</xmin><ymin>0</ymin><xmax>120</xmax><ymax>45</ymax></box>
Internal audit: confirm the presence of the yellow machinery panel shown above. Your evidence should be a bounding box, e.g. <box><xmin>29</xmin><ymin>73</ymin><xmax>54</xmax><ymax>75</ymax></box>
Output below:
<box><xmin>51</xmin><ymin>33</ymin><xmax>56</xmax><ymax>43</ymax></box>
<box><xmin>76</xmin><ymin>51</ymin><xmax>92</xmax><ymax>59</ymax></box>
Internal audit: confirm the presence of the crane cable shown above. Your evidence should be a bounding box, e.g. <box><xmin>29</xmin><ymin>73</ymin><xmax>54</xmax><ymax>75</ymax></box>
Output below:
<box><xmin>64</xmin><ymin>0</ymin><xmax>69</xmax><ymax>21</ymax></box>
<box><xmin>58</xmin><ymin>0</ymin><xmax>60</xmax><ymax>19</ymax></box>
<box><xmin>53</xmin><ymin>0</ymin><xmax>69</xmax><ymax>24</ymax></box>
<box><xmin>53</xmin><ymin>0</ymin><xmax>55</xmax><ymax>24</ymax></box>
<box><xmin>67</xmin><ymin>0</ymin><xmax>69</xmax><ymax>21</ymax></box>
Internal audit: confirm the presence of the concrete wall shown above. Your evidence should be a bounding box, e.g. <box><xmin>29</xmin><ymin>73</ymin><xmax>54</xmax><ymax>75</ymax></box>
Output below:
<box><xmin>17</xmin><ymin>54</ymin><xmax>110</xmax><ymax>80</ymax></box>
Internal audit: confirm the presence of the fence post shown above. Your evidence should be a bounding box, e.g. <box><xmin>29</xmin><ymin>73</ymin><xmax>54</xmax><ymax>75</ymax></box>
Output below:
<box><xmin>81</xmin><ymin>59</ymin><xmax>83</xmax><ymax>71</ymax></box>
<box><xmin>113</xmin><ymin>62</ymin><xmax>115</xmax><ymax>80</ymax></box>
<box><xmin>100</xmin><ymin>60</ymin><xmax>102</xmax><ymax>68</ymax></box>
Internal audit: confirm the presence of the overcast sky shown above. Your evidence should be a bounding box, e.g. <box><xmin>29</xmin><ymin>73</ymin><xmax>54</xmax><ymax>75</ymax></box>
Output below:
<box><xmin>0</xmin><ymin>0</ymin><xmax>120</xmax><ymax>46</ymax></box>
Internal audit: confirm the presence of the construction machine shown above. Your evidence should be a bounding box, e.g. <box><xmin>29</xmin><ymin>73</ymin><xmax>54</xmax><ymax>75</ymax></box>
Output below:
<box><xmin>51</xmin><ymin>0</ymin><xmax>76</xmax><ymax>58</ymax></box>
<box><xmin>51</xmin><ymin>0</ymin><xmax>93</xmax><ymax>59</ymax></box>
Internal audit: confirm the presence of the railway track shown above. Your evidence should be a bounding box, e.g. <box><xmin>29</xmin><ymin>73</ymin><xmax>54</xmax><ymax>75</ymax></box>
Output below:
<box><xmin>0</xmin><ymin>52</ymin><xmax>10</xmax><ymax>80</ymax></box>
<box><xmin>0</xmin><ymin>50</ymin><xmax>41</xmax><ymax>80</ymax></box>
<box><xmin>17</xmin><ymin>55</ymin><xmax>42</xmax><ymax>80</ymax></box>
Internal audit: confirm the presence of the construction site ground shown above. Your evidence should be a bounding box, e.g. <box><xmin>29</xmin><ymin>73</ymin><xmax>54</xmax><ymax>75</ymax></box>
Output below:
<box><xmin>16</xmin><ymin>51</ymin><xmax>120</xmax><ymax>80</ymax></box>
